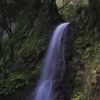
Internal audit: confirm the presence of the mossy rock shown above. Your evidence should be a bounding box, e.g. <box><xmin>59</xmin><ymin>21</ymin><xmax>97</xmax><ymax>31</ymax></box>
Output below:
<box><xmin>71</xmin><ymin>92</ymin><xmax>85</xmax><ymax>100</ymax></box>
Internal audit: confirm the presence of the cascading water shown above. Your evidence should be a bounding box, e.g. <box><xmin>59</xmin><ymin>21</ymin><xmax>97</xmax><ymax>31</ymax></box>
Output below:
<box><xmin>32</xmin><ymin>22</ymin><xmax>71</xmax><ymax>100</ymax></box>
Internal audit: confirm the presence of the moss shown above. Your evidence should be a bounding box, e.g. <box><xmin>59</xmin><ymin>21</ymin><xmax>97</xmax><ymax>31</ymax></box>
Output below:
<box><xmin>66</xmin><ymin>1</ymin><xmax>100</xmax><ymax>99</ymax></box>
<box><xmin>0</xmin><ymin>73</ymin><xmax>29</xmax><ymax>96</ymax></box>
<box><xmin>71</xmin><ymin>92</ymin><xmax>86</xmax><ymax>100</ymax></box>
<box><xmin>0</xmin><ymin>1</ymin><xmax>64</xmax><ymax>99</ymax></box>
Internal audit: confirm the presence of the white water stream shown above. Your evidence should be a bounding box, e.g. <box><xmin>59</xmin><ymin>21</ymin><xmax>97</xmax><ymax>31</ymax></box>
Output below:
<box><xmin>33</xmin><ymin>23</ymin><xmax>70</xmax><ymax>100</ymax></box>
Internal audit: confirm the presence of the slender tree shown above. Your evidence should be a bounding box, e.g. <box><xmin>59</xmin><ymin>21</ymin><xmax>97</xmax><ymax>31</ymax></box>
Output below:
<box><xmin>0</xmin><ymin>0</ymin><xmax>28</xmax><ymax>62</ymax></box>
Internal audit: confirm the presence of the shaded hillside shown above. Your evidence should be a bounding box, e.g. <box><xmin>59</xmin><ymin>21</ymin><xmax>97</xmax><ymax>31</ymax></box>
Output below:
<box><xmin>0</xmin><ymin>1</ymin><xmax>63</xmax><ymax>100</ymax></box>
<box><xmin>60</xmin><ymin>0</ymin><xmax>100</xmax><ymax>100</ymax></box>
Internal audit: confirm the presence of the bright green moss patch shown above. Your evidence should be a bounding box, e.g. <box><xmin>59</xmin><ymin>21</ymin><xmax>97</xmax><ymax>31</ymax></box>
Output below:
<box><xmin>72</xmin><ymin>92</ymin><xmax>86</xmax><ymax>100</ymax></box>
<box><xmin>0</xmin><ymin>73</ymin><xmax>29</xmax><ymax>96</ymax></box>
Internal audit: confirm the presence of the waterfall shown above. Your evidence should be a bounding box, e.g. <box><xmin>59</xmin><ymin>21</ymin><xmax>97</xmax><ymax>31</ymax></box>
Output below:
<box><xmin>32</xmin><ymin>22</ymin><xmax>71</xmax><ymax>100</ymax></box>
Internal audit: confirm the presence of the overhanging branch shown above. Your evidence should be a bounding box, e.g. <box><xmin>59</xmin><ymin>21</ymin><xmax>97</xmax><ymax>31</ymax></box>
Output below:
<box><xmin>58</xmin><ymin>0</ymin><xmax>71</xmax><ymax>10</ymax></box>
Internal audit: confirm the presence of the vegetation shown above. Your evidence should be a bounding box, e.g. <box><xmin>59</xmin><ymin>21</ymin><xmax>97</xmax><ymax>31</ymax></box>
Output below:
<box><xmin>0</xmin><ymin>0</ymin><xmax>62</xmax><ymax>99</ymax></box>
<box><xmin>61</xmin><ymin>0</ymin><xmax>100</xmax><ymax>100</ymax></box>
<box><xmin>0</xmin><ymin>0</ymin><xmax>100</xmax><ymax>100</ymax></box>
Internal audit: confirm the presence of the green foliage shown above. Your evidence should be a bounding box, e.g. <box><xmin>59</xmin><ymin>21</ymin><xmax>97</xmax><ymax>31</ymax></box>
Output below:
<box><xmin>58</xmin><ymin>1</ymin><xmax>89</xmax><ymax>22</ymax></box>
<box><xmin>66</xmin><ymin>1</ymin><xmax>100</xmax><ymax>99</ymax></box>
<box><xmin>59</xmin><ymin>3</ymin><xmax>75</xmax><ymax>21</ymax></box>
<box><xmin>0</xmin><ymin>73</ymin><xmax>29</xmax><ymax>96</ymax></box>
<box><xmin>0</xmin><ymin>1</ymin><xmax>62</xmax><ymax>99</ymax></box>
<box><xmin>0</xmin><ymin>57</ymin><xmax>27</xmax><ymax>75</ymax></box>
<box><xmin>72</xmin><ymin>92</ymin><xmax>86</xmax><ymax>100</ymax></box>
<box><xmin>31</xmin><ymin>66</ymin><xmax>40</xmax><ymax>76</ymax></box>
<box><xmin>7</xmin><ymin>59</ymin><xmax>27</xmax><ymax>73</ymax></box>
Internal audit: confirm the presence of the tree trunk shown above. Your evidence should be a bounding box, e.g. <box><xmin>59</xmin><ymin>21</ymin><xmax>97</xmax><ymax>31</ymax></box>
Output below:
<box><xmin>0</xmin><ymin>28</ymin><xmax>3</xmax><ymax>59</ymax></box>
<box><xmin>3</xmin><ymin>66</ymin><xmax>7</xmax><ymax>78</ymax></box>
<box><xmin>0</xmin><ymin>43</ymin><xmax>3</xmax><ymax>59</ymax></box>
<box><xmin>10</xmin><ymin>42</ymin><xmax>14</xmax><ymax>62</ymax></box>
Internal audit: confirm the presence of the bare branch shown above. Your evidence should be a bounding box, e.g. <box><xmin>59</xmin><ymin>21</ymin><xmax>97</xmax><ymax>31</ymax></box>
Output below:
<box><xmin>58</xmin><ymin>0</ymin><xmax>71</xmax><ymax>10</ymax></box>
